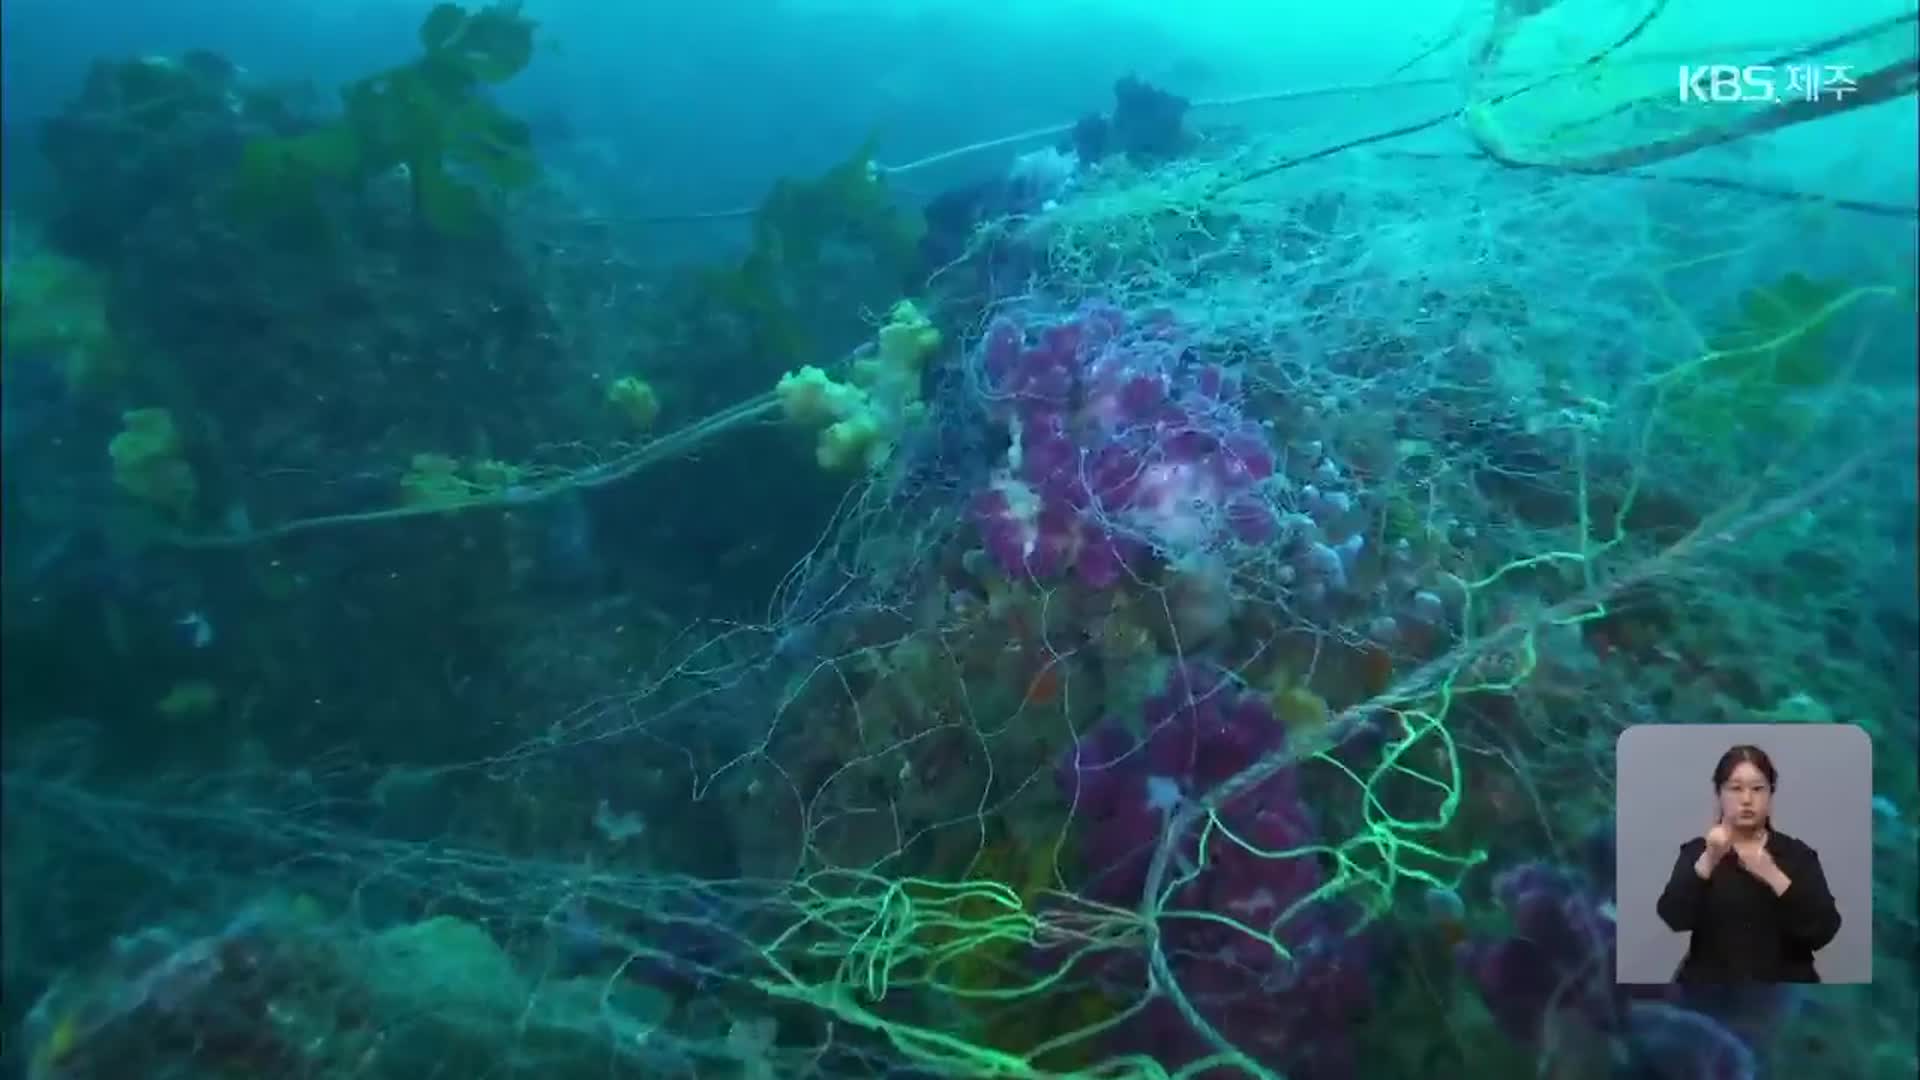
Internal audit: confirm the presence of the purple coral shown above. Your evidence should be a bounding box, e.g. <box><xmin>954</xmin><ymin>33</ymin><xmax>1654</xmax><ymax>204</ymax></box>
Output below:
<box><xmin>1053</xmin><ymin>663</ymin><xmax>1370</xmax><ymax>1078</ymax></box>
<box><xmin>1456</xmin><ymin>861</ymin><xmax>1622</xmax><ymax>1045</ymax></box>
<box><xmin>968</xmin><ymin>302</ymin><xmax>1451</xmax><ymax>640</ymax></box>
<box><xmin>971</xmin><ymin>303</ymin><xmax>1276</xmax><ymax>587</ymax></box>
<box><xmin>1621</xmin><ymin>1001</ymin><xmax>1758</xmax><ymax>1080</ymax></box>
<box><xmin>1458</xmin><ymin>859</ymin><xmax>1772</xmax><ymax>1078</ymax></box>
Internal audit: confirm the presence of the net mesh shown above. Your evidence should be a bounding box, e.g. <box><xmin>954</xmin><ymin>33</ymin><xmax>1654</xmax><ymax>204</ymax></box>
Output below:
<box><xmin>1463</xmin><ymin>0</ymin><xmax>1918</xmax><ymax>171</ymax></box>
<box><xmin>5</xmin><ymin>10</ymin><xmax>1918</xmax><ymax>1080</ymax></box>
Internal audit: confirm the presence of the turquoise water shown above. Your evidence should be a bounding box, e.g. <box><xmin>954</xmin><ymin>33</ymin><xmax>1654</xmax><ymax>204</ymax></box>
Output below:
<box><xmin>2</xmin><ymin>3</ymin><xmax>1915</xmax><ymax>1077</ymax></box>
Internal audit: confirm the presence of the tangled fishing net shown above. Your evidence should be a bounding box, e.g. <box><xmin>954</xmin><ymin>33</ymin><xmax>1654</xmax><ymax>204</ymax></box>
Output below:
<box><xmin>6</xmin><ymin>5</ymin><xmax>1918</xmax><ymax>1079</ymax></box>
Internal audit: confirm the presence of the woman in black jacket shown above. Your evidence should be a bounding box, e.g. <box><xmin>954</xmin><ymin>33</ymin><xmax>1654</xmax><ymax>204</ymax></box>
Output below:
<box><xmin>1655</xmin><ymin>744</ymin><xmax>1842</xmax><ymax>982</ymax></box>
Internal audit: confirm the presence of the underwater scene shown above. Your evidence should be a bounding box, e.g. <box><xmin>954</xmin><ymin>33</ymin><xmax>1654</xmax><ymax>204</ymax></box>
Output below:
<box><xmin>1</xmin><ymin>1</ymin><xmax>1916</xmax><ymax>1077</ymax></box>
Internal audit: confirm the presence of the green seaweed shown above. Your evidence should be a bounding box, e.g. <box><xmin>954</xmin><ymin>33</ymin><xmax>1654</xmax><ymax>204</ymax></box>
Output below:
<box><xmin>1660</xmin><ymin>272</ymin><xmax>1847</xmax><ymax>455</ymax></box>
<box><xmin>750</xmin><ymin>138</ymin><xmax>922</xmax><ymax>278</ymax></box>
<box><xmin>693</xmin><ymin>138</ymin><xmax>925</xmax><ymax>365</ymax></box>
<box><xmin>232</xmin><ymin>2</ymin><xmax>538</xmax><ymax>238</ymax></box>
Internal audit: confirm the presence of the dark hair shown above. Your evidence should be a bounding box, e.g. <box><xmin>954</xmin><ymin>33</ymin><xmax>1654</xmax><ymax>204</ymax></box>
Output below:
<box><xmin>1713</xmin><ymin>744</ymin><xmax>1778</xmax><ymax>830</ymax></box>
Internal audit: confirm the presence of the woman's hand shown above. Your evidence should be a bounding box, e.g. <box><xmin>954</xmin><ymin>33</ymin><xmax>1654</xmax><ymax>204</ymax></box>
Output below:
<box><xmin>1734</xmin><ymin>842</ymin><xmax>1792</xmax><ymax>895</ymax></box>
<box><xmin>1694</xmin><ymin>816</ymin><xmax>1733</xmax><ymax>879</ymax></box>
<box><xmin>1705</xmin><ymin>820</ymin><xmax>1732</xmax><ymax>858</ymax></box>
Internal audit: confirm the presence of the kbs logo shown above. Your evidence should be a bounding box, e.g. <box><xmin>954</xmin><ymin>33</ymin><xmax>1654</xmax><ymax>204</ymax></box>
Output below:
<box><xmin>1678</xmin><ymin>64</ymin><xmax>1858</xmax><ymax>104</ymax></box>
<box><xmin>1678</xmin><ymin>65</ymin><xmax>1776</xmax><ymax>103</ymax></box>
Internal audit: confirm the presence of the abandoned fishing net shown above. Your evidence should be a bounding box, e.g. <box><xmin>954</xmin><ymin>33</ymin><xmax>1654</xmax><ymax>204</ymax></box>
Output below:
<box><xmin>1463</xmin><ymin>0</ymin><xmax>1917</xmax><ymax>171</ymax></box>
<box><xmin>5</xmin><ymin>4</ymin><xmax>1915</xmax><ymax>1080</ymax></box>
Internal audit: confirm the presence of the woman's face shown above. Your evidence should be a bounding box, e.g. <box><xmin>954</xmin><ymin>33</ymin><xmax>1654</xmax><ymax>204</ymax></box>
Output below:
<box><xmin>1718</xmin><ymin>761</ymin><xmax>1772</xmax><ymax>829</ymax></box>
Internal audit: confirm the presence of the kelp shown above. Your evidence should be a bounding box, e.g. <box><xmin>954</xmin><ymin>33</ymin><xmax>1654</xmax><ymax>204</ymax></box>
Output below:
<box><xmin>232</xmin><ymin>3</ymin><xmax>539</xmax><ymax>238</ymax></box>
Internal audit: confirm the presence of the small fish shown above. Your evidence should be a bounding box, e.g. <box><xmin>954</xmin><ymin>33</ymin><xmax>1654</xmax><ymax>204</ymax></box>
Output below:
<box><xmin>1424</xmin><ymin>885</ymin><xmax>1468</xmax><ymax>945</ymax></box>
<box><xmin>175</xmin><ymin>611</ymin><xmax>214</xmax><ymax>649</ymax></box>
